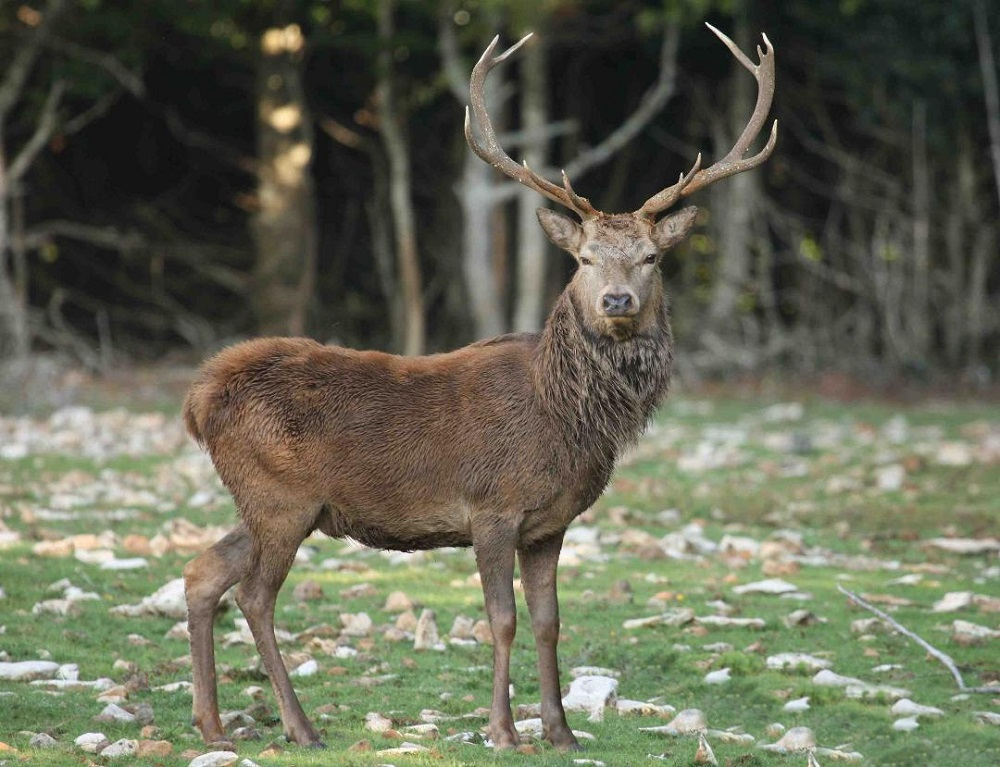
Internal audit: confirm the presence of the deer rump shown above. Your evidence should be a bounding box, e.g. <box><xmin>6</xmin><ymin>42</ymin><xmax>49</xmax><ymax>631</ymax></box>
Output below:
<box><xmin>183</xmin><ymin>334</ymin><xmax>601</xmax><ymax>553</ymax></box>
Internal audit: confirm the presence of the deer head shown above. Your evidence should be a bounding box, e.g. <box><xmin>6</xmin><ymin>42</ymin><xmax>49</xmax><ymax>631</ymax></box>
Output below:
<box><xmin>465</xmin><ymin>25</ymin><xmax>777</xmax><ymax>340</ymax></box>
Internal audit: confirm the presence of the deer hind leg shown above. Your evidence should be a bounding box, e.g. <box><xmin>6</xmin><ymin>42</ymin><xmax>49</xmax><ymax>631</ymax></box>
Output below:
<box><xmin>472</xmin><ymin>517</ymin><xmax>520</xmax><ymax>750</ymax></box>
<box><xmin>184</xmin><ymin>523</ymin><xmax>253</xmax><ymax>746</ymax></box>
<box><xmin>519</xmin><ymin>532</ymin><xmax>581</xmax><ymax>751</ymax></box>
<box><xmin>235</xmin><ymin>505</ymin><xmax>324</xmax><ymax>747</ymax></box>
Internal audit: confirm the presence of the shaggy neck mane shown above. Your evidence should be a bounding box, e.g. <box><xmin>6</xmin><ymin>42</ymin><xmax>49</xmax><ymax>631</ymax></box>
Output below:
<box><xmin>533</xmin><ymin>289</ymin><xmax>673</xmax><ymax>472</ymax></box>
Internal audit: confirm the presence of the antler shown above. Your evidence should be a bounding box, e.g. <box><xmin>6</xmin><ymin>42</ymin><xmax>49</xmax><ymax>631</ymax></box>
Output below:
<box><xmin>465</xmin><ymin>34</ymin><xmax>600</xmax><ymax>221</ymax></box>
<box><xmin>636</xmin><ymin>23</ymin><xmax>778</xmax><ymax>220</ymax></box>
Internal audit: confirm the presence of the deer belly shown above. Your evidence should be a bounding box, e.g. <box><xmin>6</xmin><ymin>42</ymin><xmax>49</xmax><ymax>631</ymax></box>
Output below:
<box><xmin>316</xmin><ymin>500</ymin><xmax>474</xmax><ymax>552</ymax></box>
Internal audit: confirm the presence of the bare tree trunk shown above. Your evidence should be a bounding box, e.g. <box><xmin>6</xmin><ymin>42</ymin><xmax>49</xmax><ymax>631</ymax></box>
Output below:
<box><xmin>706</xmin><ymin>11</ymin><xmax>757</xmax><ymax>344</ymax></box>
<box><xmin>251</xmin><ymin>23</ymin><xmax>318</xmax><ymax>337</ymax></box>
<box><xmin>0</xmin><ymin>0</ymin><xmax>67</xmax><ymax>361</ymax></box>
<box><xmin>974</xmin><ymin>0</ymin><xmax>1000</xmax><ymax>210</ymax></box>
<box><xmin>513</xmin><ymin>31</ymin><xmax>548</xmax><ymax>333</ymax></box>
<box><xmin>377</xmin><ymin>0</ymin><xmax>425</xmax><ymax>355</ymax></box>
<box><xmin>908</xmin><ymin>100</ymin><xmax>931</xmax><ymax>361</ymax></box>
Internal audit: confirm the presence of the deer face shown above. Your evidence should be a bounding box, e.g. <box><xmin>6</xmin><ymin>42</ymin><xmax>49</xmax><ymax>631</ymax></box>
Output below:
<box><xmin>537</xmin><ymin>207</ymin><xmax>698</xmax><ymax>339</ymax></box>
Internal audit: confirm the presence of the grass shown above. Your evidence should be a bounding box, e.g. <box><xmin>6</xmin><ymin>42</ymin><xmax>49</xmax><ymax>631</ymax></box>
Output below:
<box><xmin>1</xmin><ymin>394</ymin><xmax>998</xmax><ymax>765</ymax></box>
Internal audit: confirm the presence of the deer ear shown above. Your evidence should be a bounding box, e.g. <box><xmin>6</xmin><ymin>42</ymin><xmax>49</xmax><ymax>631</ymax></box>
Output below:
<box><xmin>537</xmin><ymin>208</ymin><xmax>582</xmax><ymax>253</ymax></box>
<box><xmin>651</xmin><ymin>206</ymin><xmax>699</xmax><ymax>251</ymax></box>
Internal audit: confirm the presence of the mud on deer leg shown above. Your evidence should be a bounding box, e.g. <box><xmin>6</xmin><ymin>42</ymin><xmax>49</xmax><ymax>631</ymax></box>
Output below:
<box><xmin>473</xmin><ymin>519</ymin><xmax>520</xmax><ymax>749</ymax></box>
<box><xmin>184</xmin><ymin>524</ymin><xmax>252</xmax><ymax>746</ymax></box>
<box><xmin>519</xmin><ymin>533</ymin><xmax>581</xmax><ymax>751</ymax></box>
<box><xmin>236</xmin><ymin>533</ymin><xmax>323</xmax><ymax>748</ymax></box>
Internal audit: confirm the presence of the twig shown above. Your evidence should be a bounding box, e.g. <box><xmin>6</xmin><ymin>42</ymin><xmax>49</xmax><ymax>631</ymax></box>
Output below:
<box><xmin>838</xmin><ymin>584</ymin><xmax>1000</xmax><ymax>694</ymax></box>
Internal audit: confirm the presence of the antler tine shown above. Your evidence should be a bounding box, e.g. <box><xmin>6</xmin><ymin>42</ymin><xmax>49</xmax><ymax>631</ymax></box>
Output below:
<box><xmin>465</xmin><ymin>34</ymin><xmax>599</xmax><ymax>220</ymax></box>
<box><xmin>636</xmin><ymin>25</ymin><xmax>777</xmax><ymax>219</ymax></box>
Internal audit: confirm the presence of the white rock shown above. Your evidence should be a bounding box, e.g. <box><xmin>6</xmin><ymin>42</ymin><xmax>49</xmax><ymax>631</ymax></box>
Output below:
<box><xmin>783</xmin><ymin>696</ymin><xmax>810</xmax><ymax>712</ymax></box>
<box><xmin>932</xmin><ymin>591</ymin><xmax>974</xmax><ymax>612</ymax></box>
<box><xmin>890</xmin><ymin>699</ymin><xmax>944</xmax><ymax>718</ymax></box>
<box><xmin>29</xmin><ymin>732</ymin><xmax>58</xmax><ymax>748</ymax></box>
<box><xmin>571</xmin><ymin>666</ymin><xmax>621</xmax><ymax>678</ymax></box>
<box><xmin>189</xmin><ymin>751</ymin><xmax>239</xmax><ymax>767</ymax></box>
<box><xmin>290</xmin><ymin>659</ymin><xmax>318</xmax><ymax>677</ymax></box>
<box><xmin>615</xmin><ymin>699</ymin><xmax>675</xmax><ymax>716</ymax></box>
<box><xmin>31</xmin><ymin>676</ymin><xmax>115</xmax><ymax>692</ymax></box>
<box><xmin>155</xmin><ymin>681</ymin><xmax>193</xmax><ymax>693</ymax></box>
<box><xmin>924</xmin><ymin>537</ymin><xmax>1000</xmax><ymax>555</ymax></box>
<box><xmin>759</xmin><ymin>726</ymin><xmax>816</xmax><ymax>752</ymax></box>
<box><xmin>384</xmin><ymin>590</ymin><xmax>414</xmax><ymax>611</ymax></box>
<box><xmin>934</xmin><ymin>442</ymin><xmax>973</xmax><ymax>466</ymax></box>
<box><xmin>100</xmin><ymin>739</ymin><xmax>139</xmax><ymax>758</ymax></box>
<box><xmin>892</xmin><ymin>716</ymin><xmax>920</xmax><ymax>731</ymax></box>
<box><xmin>0</xmin><ymin>660</ymin><xmax>60</xmax><ymax>681</ymax></box>
<box><xmin>377</xmin><ymin>742</ymin><xmax>430</xmax><ymax>755</ymax></box>
<box><xmin>340</xmin><ymin>611</ymin><xmax>373</xmax><ymax>637</ymax></box>
<box><xmin>413</xmin><ymin>609</ymin><xmax>443</xmax><ymax>651</ymax></box>
<box><xmin>733</xmin><ymin>578</ymin><xmax>800</xmax><ymax>595</ymax></box>
<box><xmin>952</xmin><ymin>619</ymin><xmax>1000</xmax><ymax>640</ymax></box>
<box><xmin>402</xmin><ymin>723</ymin><xmax>439</xmax><ymax>739</ymax></box>
<box><xmin>696</xmin><ymin>615</ymin><xmax>766</xmax><ymax>630</ymax></box>
<box><xmin>562</xmin><ymin>675</ymin><xmax>619</xmax><ymax>722</ymax></box>
<box><xmin>812</xmin><ymin>669</ymin><xmax>909</xmax><ymax>700</ymax></box>
<box><xmin>639</xmin><ymin>708</ymin><xmax>708</xmax><ymax>735</ymax></box>
<box><xmin>875</xmin><ymin>464</ymin><xmax>905</xmax><ymax>491</ymax></box>
<box><xmin>95</xmin><ymin>702</ymin><xmax>137</xmax><ymax>723</ymax></box>
<box><xmin>766</xmin><ymin>653</ymin><xmax>832</xmax><ymax>672</ymax></box>
<box><xmin>623</xmin><ymin>609</ymin><xmax>695</xmax><ymax>630</ymax></box>
<box><xmin>974</xmin><ymin>711</ymin><xmax>1000</xmax><ymax>726</ymax></box>
<box><xmin>718</xmin><ymin>535</ymin><xmax>760</xmax><ymax>558</ymax></box>
<box><xmin>75</xmin><ymin>732</ymin><xmax>109</xmax><ymax>753</ymax></box>
<box><xmin>704</xmin><ymin>667</ymin><xmax>731</xmax><ymax>685</ymax></box>
<box><xmin>110</xmin><ymin>577</ymin><xmax>188</xmax><ymax>619</ymax></box>
<box><xmin>364</xmin><ymin>712</ymin><xmax>393</xmax><ymax>732</ymax></box>
<box><xmin>100</xmin><ymin>557</ymin><xmax>148</xmax><ymax>570</ymax></box>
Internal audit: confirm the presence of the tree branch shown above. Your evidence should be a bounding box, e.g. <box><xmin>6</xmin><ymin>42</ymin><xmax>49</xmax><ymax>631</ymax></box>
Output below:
<box><xmin>974</xmin><ymin>0</ymin><xmax>1000</xmax><ymax>211</ymax></box>
<box><xmin>0</xmin><ymin>0</ymin><xmax>68</xmax><ymax>122</ymax></box>
<box><xmin>47</xmin><ymin>37</ymin><xmax>146</xmax><ymax>98</ymax></box>
<box><xmin>838</xmin><ymin>585</ymin><xmax>1000</xmax><ymax>694</ymax></box>
<box><xmin>8</xmin><ymin>79</ymin><xmax>65</xmax><ymax>182</ymax></box>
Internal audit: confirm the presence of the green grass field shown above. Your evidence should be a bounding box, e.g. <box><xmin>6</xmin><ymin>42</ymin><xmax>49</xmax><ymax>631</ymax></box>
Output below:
<box><xmin>1</xmin><ymin>395</ymin><xmax>998</xmax><ymax>766</ymax></box>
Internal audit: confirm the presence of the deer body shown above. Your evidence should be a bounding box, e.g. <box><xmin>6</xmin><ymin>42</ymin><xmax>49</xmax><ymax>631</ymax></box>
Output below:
<box><xmin>182</xmin><ymin>27</ymin><xmax>775</xmax><ymax>752</ymax></box>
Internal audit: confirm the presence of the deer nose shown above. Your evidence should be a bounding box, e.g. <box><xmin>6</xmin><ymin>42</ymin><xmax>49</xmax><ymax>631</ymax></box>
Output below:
<box><xmin>601</xmin><ymin>292</ymin><xmax>635</xmax><ymax>316</ymax></box>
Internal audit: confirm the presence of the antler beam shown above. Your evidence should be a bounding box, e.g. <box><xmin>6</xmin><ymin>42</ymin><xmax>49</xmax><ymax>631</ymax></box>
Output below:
<box><xmin>636</xmin><ymin>23</ymin><xmax>778</xmax><ymax>219</ymax></box>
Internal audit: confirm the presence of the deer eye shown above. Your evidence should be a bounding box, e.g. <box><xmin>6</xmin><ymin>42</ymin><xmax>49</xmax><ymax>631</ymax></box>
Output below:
<box><xmin>643</xmin><ymin>253</ymin><xmax>657</xmax><ymax>265</ymax></box>
<box><xmin>580</xmin><ymin>257</ymin><xmax>593</xmax><ymax>266</ymax></box>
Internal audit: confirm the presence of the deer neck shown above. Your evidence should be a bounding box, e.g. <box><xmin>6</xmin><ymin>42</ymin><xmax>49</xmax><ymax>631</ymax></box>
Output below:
<box><xmin>533</xmin><ymin>288</ymin><xmax>673</xmax><ymax>468</ymax></box>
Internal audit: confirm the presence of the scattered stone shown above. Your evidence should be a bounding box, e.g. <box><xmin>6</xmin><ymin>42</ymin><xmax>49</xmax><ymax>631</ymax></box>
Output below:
<box><xmin>923</xmin><ymin>537</ymin><xmax>1000</xmax><ymax>555</ymax></box>
<box><xmin>340</xmin><ymin>612</ymin><xmax>373</xmax><ymax>637</ymax></box>
<box><xmin>137</xmin><ymin>740</ymin><xmax>173</xmax><ymax>758</ymax></box>
<box><xmin>615</xmin><ymin>699</ymin><xmax>675</xmax><ymax>716</ymax></box>
<box><xmin>892</xmin><ymin>716</ymin><xmax>919</xmax><ymax>731</ymax></box>
<box><xmin>100</xmin><ymin>739</ymin><xmax>139</xmax><ymax>759</ymax></box>
<box><xmin>571</xmin><ymin>666</ymin><xmax>621</xmax><ymax>678</ymax></box>
<box><xmin>932</xmin><ymin>592</ymin><xmax>974</xmax><ymax>612</ymax></box>
<box><xmin>640</xmin><ymin>708</ymin><xmax>708</xmax><ymax>736</ymax></box>
<box><xmin>0</xmin><ymin>660</ymin><xmax>60</xmax><ymax>681</ymax></box>
<box><xmin>290</xmin><ymin>659</ymin><xmax>318</xmax><ymax>677</ymax></box>
<box><xmin>952</xmin><ymin>619</ymin><xmax>1000</xmax><ymax>644</ymax></box>
<box><xmin>384</xmin><ymin>590</ymin><xmax>414</xmax><ymax>611</ymax></box>
<box><xmin>449</xmin><ymin>615</ymin><xmax>475</xmax><ymax>639</ymax></box>
<box><xmin>562</xmin><ymin>675</ymin><xmax>619</xmax><ymax>722</ymax></box>
<box><xmin>376</xmin><ymin>742</ymin><xmax>430</xmax><ymax>755</ymax></box>
<box><xmin>413</xmin><ymin>609</ymin><xmax>444</xmax><ymax>651</ymax></box>
<box><xmin>934</xmin><ymin>442</ymin><xmax>973</xmax><ymax>466</ymax></box>
<box><xmin>890</xmin><ymin>698</ymin><xmax>945</xmax><ymax>718</ymax></box>
<box><xmin>783</xmin><ymin>609</ymin><xmax>825</xmax><ymax>627</ymax></box>
<box><xmin>471</xmin><ymin>619</ymin><xmax>493</xmax><ymax>644</ymax></box>
<box><xmin>402</xmin><ymin>723</ymin><xmax>439</xmax><ymax>740</ymax></box>
<box><xmin>292</xmin><ymin>579</ymin><xmax>324</xmax><ymax>602</ymax></box>
<box><xmin>783</xmin><ymin>696</ymin><xmax>810</xmax><ymax>713</ymax></box>
<box><xmin>364</xmin><ymin>712</ymin><xmax>393</xmax><ymax>733</ymax></box>
<box><xmin>189</xmin><ymin>751</ymin><xmax>239</xmax><ymax>767</ymax></box>
<box><xmin>623</xmin><ymin>608</ymin><xmax>695</xmax><ymax>630</ymax></box>
<box><xmin>874</xmin><ymin>464</ymin><xmax>905</xmax><ymax>491</ymax></box>
<box><xmin>703</xmin><ymin>668</ymin><xmax>731</xmax><ymax>685</ymax></box>
<box><xmin>767</xmin><ymin>653</ymin><xmax>832</xmax><ymax>672</ymax></box>
<box><xmin>696</xmin><ymin>615</ymin><xmax>766</xmax><ymax>630</ymax></box>
<box><xmin>29</xmin><ymin>733</ymin><xmax>58</xmax><ymax>749</ymax></box>
<box><xmin>733</xmin><ymin>578</ymin><xmax>800</xmax><ymax>596</ymax></box>
<box><xmin>973</xmin><ymin>711</ymin><xmax>1000</xmax><ymax>726</ymax></box>
<box><xmin>812</xmin><ymin>669</ymin><xmax>909</xmax><ymax>700</ymax></box>
<box><xmin>759</xmin><ymin>726</ymin><xmax>816</xmax><ymax>752</ymax></box>
<box><xmin>74</xmin><ymin>732</ymin><xmax>109</xmax><ymax>753</ymax></box>
<box><xmin>110</xmin><ymin>578</ymin><xmax>190</xmax><ymax>619</ymax></box>
<box><xmin>95</xmin><ymin>702</ymin><xmax>137</xmax><ymax>723</ymax></box>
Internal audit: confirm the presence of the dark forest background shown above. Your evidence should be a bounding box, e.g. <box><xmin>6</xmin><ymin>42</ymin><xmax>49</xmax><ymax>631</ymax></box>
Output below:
<box><xmin>1</xmin><ymin>0</ymin><xmax>998</xmax><ymax>389</ymax></box>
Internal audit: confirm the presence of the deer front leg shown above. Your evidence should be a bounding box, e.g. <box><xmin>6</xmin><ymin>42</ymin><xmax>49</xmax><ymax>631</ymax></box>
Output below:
<box><xmin>519</xmin><ymin>532</ymin><xmax>581</xmax><ymax>751</ymax></box>
<box><xmin>472</xmin><ymin>519</ymin><xmax>520</xmax><ymax>750</ymax></box>
<box><xmin>184</xmin><ymin>524</ymin><xmax>252</xmax><ymax>747</ymax></box>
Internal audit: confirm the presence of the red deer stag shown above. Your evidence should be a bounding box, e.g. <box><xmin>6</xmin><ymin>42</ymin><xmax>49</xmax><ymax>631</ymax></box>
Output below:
<box><xmin>182</xmin><ymin>24</ymin><xmax>776</xmax><ymax>752</ymax></box>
